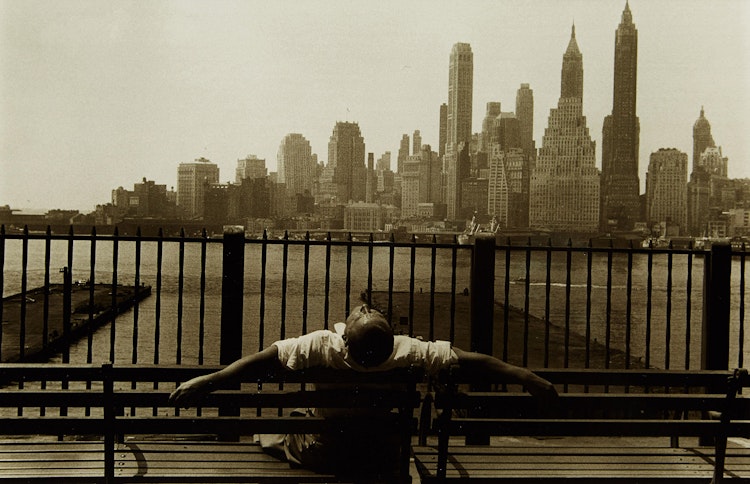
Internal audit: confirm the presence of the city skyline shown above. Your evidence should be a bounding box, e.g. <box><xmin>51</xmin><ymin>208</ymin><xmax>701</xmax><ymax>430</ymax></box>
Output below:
<box><xmin>2</xmin><ymin>0</ymin><xmax>749</xmax><ymax>212</ymax></box>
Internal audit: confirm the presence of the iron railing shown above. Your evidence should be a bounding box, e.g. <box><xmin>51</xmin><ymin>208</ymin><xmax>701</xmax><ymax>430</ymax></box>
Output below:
<box><xmin>1</xmin><ymin>225</ymin><xmax>746</xmax><ymax>371</ymax></box>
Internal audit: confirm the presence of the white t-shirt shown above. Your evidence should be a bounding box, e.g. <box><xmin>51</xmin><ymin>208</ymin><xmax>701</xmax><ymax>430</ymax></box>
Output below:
<box><xmin>272</xmin><ymin>328</ymin><xmax>457</xmax><ymax>375</ymax></box>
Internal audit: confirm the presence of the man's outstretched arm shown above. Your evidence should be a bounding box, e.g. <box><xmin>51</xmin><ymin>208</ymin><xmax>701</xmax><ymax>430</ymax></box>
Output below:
<box><xmin>452</xmin><ymin>347</ymin><xmax>558</xmax><ymax>404</ymax></box>
<box><xmin>168</xmin><ymin>345</ymin><xmax>282</xmax><ymax>408</ymax></box>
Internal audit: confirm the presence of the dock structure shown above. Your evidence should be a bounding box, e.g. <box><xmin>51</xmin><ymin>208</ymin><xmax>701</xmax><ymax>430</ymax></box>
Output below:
<box><xmin>1</xmin><ymin>283</ymin><xmax>151</xmax><ymax>362</ymax></box>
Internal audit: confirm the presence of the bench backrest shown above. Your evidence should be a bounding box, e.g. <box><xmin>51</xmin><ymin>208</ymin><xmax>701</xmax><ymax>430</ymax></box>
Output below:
<box><xmin>0</xmin><ymin>363</ymin><xmax>425</xmax><ymax>482</ymax></box>
<box><xmin>429</xmin><ymin>367</ymin><xmax>750</xmax><ymax>480</ymax></box>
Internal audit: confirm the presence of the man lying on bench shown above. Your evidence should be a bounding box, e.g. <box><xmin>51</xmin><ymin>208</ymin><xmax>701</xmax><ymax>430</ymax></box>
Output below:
<box><xmin>169</xmin><ymin>301</ymin><xmax>558</xmax><ymax>476</ymax></box>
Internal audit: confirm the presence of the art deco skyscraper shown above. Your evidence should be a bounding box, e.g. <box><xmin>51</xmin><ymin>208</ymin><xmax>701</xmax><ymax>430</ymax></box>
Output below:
<box><xmin>601</xmin><ymin>1</ymin><xmax>640</xmax><ymax>231</ymax></box>
<box><xmin>439</xmin><ymin>103</ymin><xmax>447</xmax><ymax>158</ymax></box>
<box><xmin>529</xmin><ymin>26</ymin><xmax>600</xmax><ymax>233</ymax></box>
<box><xmin>447</xmin><ymin>43</ymin><xmax>473</xmax><ymax>149</ymax></box>
<box><xmin>446</xmin><ymin>43</ymin><xmax>473</xmax><ymax>220</ymax></box>
<box><xmin>277</xmin><ymin>134</ymin><xmax>314</xmax><ymax>196</ymax></box>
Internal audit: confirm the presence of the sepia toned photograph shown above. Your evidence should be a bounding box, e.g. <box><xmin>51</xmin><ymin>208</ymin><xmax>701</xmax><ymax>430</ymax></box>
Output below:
<box><xmin>1</xmin><ymin>0</ymin><xmax>749</xmax><ymax>481</ymax></box>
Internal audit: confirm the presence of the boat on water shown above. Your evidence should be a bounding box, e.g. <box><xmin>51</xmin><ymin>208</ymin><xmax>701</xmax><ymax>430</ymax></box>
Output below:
<box><xmin>458</xmin><ymin>214</ymin><xmax>499</xmax><ymax>245</ymax></box>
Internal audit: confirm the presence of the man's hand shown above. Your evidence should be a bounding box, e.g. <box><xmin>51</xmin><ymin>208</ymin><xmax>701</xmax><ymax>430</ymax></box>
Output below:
<box><xmin>524</xmin><ymin>374</ymin><xmax>559</xmax><ymax>409</ymax></box>
<box><xmin>168</xmin><ymin>376</ymin><xmax>213</xmax><ymax>409</ymax></box>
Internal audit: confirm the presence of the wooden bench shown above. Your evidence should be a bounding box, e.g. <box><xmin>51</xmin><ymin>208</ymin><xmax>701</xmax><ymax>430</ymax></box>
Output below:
<box><xmin>414</xmin><ymin>368</ymin><xmax>750</xmax><ymax>482</ymax></box>
<box><xmin>0</xmin><ymin>363</ymin><xmax>424</xmax><ymax>483</ymax></box>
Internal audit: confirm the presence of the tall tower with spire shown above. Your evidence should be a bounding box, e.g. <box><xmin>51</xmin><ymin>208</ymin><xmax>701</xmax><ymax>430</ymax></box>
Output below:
<box><xmin>529</xmin><ymin>25</ymin><xmax>600</xmax><ymax>233</ymax></box>
<box><xmin>601</xmin><ymin>1</ymin><xmax>640</xmax><ymax>232</ymax></box>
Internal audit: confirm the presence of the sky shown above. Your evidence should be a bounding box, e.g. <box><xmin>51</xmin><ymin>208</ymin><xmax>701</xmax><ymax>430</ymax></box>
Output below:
<box><xmin>1</xmin><ymin>0</ymin><xmax>748</xmax><ymax>212</ymax></box>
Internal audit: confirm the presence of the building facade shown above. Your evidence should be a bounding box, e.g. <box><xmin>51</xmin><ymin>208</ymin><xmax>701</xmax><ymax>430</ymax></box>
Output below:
<box><xmin>646</xmin><ymin>148</ymin><xmax>687</xmax><ymax>234</ymax></box>
<box><xmin>177</xmin><ymin>158</ymin><xmax>220</xmax><ymax>219</ymax></box>
<box><xmin>235</xmin><ymin>155</ymin><xmax>267</xmax><ymax>183</ymax></box>
<box><xmin>601</xmin><ymin>2</ymin><xmax>641</xmax><ymax>232</ymax></box>
<box><xmin>529</xmin><ymin>26</ymin><xmax>600</xmax><ymax>233</ymax></box>
<box><xmin>446</xmin><ymin>43</ymin><xmax>473</xmax><ymax>221</ymax></box>
<box><xmin>277</xmin><ymin>133</ymin><xmax>315</xmax><ymax>196</ymax></box>
<box><xmin>323</xmin><ymin>121</ymin><xmax>366</xmax><ymax>203</ymax></box>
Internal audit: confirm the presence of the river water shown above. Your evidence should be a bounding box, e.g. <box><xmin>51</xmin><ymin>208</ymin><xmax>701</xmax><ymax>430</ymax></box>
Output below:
<box><xmin>2</xmin><ymin>238</ymin><xmax>747</xmax><ymax>369</ymax></box>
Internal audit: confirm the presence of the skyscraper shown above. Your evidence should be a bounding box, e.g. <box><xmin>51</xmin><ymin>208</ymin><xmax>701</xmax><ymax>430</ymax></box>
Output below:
<box><xmin>646</xmin><ymin>148</ymin><xmax>688</xmax><ymax>234</ymax></box>
<box><xmin>277</xmin><ymin>134</ymin><xmax>314</xmax><ymax>196</ymax></box>
<box><xmin>515</xmin><ymin>84</ymin><xmax>535</xmax><ymax>164</ymax></box>
<box><xmin>692</xmin><ymin>106</ymin><xmax>716</xmax><ymax>171</ymax></box>
<box><xmin>439</xmin><ymin>103</ymin><xmax>447</xmax><ymax>158</ymax></box>
<box><xmin>327</xmin><ymin>121</ymin><xmax>366</xmax><ymax>203</ymax></box>
<box><xmin>601</xmin><ymin>1</ymin><xmax>641</xmax><ymax>232</ymax></box>
<box><xmin>447</xmin><ymin>43</ymin><xmax>473</xmax><ymax>149</ymax></box>
<box><xmin>480</xmin><ymin>102</ymin><xmax>502</xmax><ymax>153</ymax></box>
<box><xmin>177</xmin><ymin>157</ymin><xmax>220</xmax><ymax>219</ymax></box>
<box><xmin>397</xmin><ymin>134</ymin><xmax>410</xmax><ymax>174</ymax></box>
<box><xmin>529</xmin><ymin>26</ymin><xmax>600</xmax><ymax>233</ymax></box>
<box><xmin>446</xmin><ymin>43</ymin><xmax>473</xmax><ymax>220</ymax></box>
<box><xmin>412</xmin><ymin>130</ymin><xmax>422</xmax><ymax>155</ymax></box>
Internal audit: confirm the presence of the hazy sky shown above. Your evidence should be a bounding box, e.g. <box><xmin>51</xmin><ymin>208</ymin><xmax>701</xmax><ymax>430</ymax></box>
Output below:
<box><xmin>2</xmin><ymin>0</ymin><xmax>748</xmax><ymax>212</ymax></box>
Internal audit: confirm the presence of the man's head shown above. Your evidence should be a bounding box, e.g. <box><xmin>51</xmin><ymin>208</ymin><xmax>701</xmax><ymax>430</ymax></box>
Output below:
<box><xmin>343</xmin><ymin>304</ymin><xmax>394</xmax><ymax>368</ymax></box>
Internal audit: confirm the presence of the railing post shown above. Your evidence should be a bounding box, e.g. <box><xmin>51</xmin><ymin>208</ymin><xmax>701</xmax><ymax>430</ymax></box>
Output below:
<box><xmin>702</xmin><ymin>242</ymin><xmax>732</xmax><ymax>372</ymax></box>
<box><xmin>220</xmin><ymin>226</ymin><xmax>245</xmax><ymax>365</ymax></box>
<box><xmin>467</xmin><ymin>233</ymin><xmax>495</xmax><ymax>446</ymax></box>
<box><xmin>471</xmin><ymin>233</ymin><xmax>495</xmax><ymax>356</ymax></box>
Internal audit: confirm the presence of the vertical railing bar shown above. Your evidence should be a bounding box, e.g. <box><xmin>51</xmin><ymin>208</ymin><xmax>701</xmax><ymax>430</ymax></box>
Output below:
<box><xmin>368</xmin><ymin>233</ymin><xmax>374</xmax><ymax>307</ymax></box>
<box><xmin>645</xmin><ymin>240</ymin><xmax>654</xmax><ymax>369</ymax></box>
<box><xmin>154</xmin><ymin>228</ymin><xmax>163</xmax><ymax>365</ymax></box>
<box><xmin>323</xmin><ymin>232</ymin><xmax>331</xmax><ymax>330</ymax></box>
<box><xmin>302</xmin><ymin>232</ymin><xmax>310</xmax><ymax>336</ymax></box>
<box><xmin>503</xmin><ymin>237</ymin><xmax>511</xmax><ymax>363</ymax></box>
<box><xmin>0</xmin><ymin>225</ymin><xmax>4</xmax><ymax>362</ymax></box>
<box><xmin>408</xmin><ymin>234</ymin><xmax>416</xmax><ymax>337</ymax></box>
<box><xmin>387</xmin><ymin>233</ymin><xmax>395</xmax><ymax>326</ymax></box>
<box><xmin>87</xmin><ymin>227</ymin><xmax>97</xmax><ymax>363</ymax></box>
<box><xmin>20</xmin><ymin>225</ymin><xmax>28</xmax><ymax>362</ymax></box>
<box><xmin>42</xmin><ymin>227</ymin><xmax>51</xmax><ymax>353</ymax></box>
<box><xmin>564</xmin><ymin>238</ymin><xmax>572</xmax><ymax>369</ymax></box>
<box><xmin>132</xmin><ymin>227</ymin><xmax>141</xmax><ymax>366</ymax></box>
<box><xmin>522</xmin><ymin>238</ymin><xmax>531</xmax><ymax>367</ymax></box>
<box><xmin>449</xmin><ymin>236</ymin><xmax>457</xmax><ymax>344</ymax></box>
<box><xmin>259</xmin><ymin>230</ymin><xmax>268</xmax><ymax>348</ymax></box>
<box><xmin>175</xmin><ymin>228</ymin><xmax>184</xmax><ymax>365</ymax></box>
<box><xmin>545</xmin><ymin>238</ymin><xmax>553</xmax><ymax>368</ymax></box>
<box><xmin>280</xmin><ymin>231</ymin><xmax>289</xmax><ymax>417</ymax></box>
<box><xmin>685</xmin><ymin>242</ymin><xmax>693</xmax><ymax>370</ymax></box>
<box><xmin>585</xmin><ymin>239</ymin><xmax>593</xmax><ymax>370</ymax></box>
<box><xmin>665</xmin><ymin>241</ymin><xmax>674</xmax><ymax>369</ymax></box>
<box><xmin>281</xmin><ymin>231</ymin><xmax>289</xmax><ymax>341</ymax></box>
<box><xmin>429</xmin><ymin>235</ymin><xmax>436</xmax><ymax>342</ymax></box>
<box><xmin>739</xmin><ymin>244</ymin><xmax>746</xmax><ymax>368</ymax></box>
<box><xmin>198</xmin><ymin>228</ymin><xmax>207</xmax><ymax>365</ymax></box>
<box><xmin>109</xmin><ymin>226</ymin><xmax>119</xmax><ymax>364</ymax></box>
<box><xmin>40</xmin><ymin>227</ymin><xmax>51</xmax><ymax>416</ymax></box>
<box><xmin>257</xmin><ymin>230</ymin><xmax>268</xmax><ymax>417</ymax></box>
<box><xmin>130</xmin><ymin>227</ymin><xmax>141</xmax><ymax>416</ymax></box>
<box><xmin>625</xmin><ymin>241</ymin><xmax>634</xmax><ymax>372</ymax></box>
<box><xmin>152</xmin><ymin>228</ymin><xmax>163</xmax><ymax>416</ymax></box>
<box><xmin>605</xmin><ymin>239</ymin><xmax>613</xmax><ymax>370</ymax></box>
<box><xmin>64</xmin><ymin>225</ymin><xmax>74</xmax><ymax>365</ymax></box>
<box><xmin>345</xmin><ymin>233</ymin><xmax>353</xmax><ymax>318</ymax></box>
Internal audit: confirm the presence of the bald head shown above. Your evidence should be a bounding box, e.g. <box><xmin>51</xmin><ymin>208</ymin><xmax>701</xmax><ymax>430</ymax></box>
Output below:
<box><xmin>344</xmin><ymin>305</ymin><xmax>394</xmax><ymax>368</ymax></box>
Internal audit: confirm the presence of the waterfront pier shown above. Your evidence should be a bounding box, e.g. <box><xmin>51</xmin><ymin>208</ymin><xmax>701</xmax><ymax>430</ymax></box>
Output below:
<box><xmin>1</xmin><ymin>282</ymin><xmax>151</xmax><ymax>363</ymax></box>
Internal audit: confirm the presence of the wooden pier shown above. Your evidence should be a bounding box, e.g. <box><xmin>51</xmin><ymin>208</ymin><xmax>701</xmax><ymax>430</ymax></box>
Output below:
<box><xmin>1</xmin><ymin>283</ymin><xmax>151</xmax><ymax>362</ymax></box>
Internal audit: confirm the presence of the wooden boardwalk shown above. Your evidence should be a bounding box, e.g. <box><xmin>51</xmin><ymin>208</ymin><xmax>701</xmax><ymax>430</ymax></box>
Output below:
<box><xmin>413</xmin><ymin>436</ymin><xmax>750</xmax><ymax>482</ymax></box>
<box><xmin>2</xmin><ymin>436</ymin><xmax>750</xmax><ymax>482</ymax></box>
